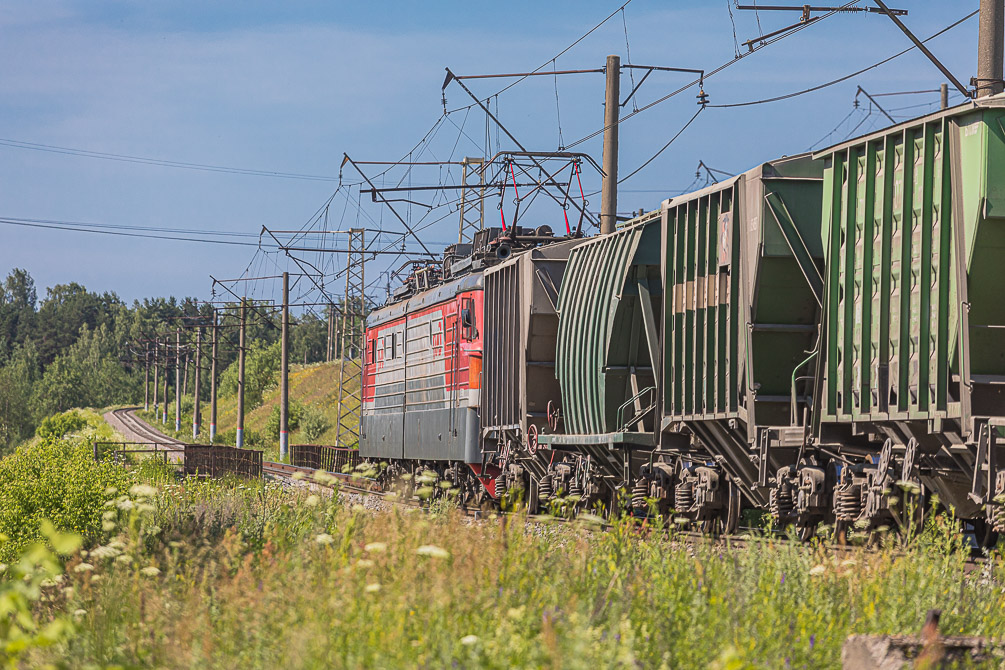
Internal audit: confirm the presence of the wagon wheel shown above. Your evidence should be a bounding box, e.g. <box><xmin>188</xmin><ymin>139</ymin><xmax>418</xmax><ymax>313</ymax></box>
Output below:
<box><xmin>876</xmin><ymin>438</ymin><xmax>894</xmax><ymax>485</ymax></box>
<box><xmin>901</xmin><ymin>437</ymin><xmax>919</xmax><ymax>481</ymax></box>
<box><xmin>796</xmin><ymin>522</ymin><xmax>818</xmax><ymax>543</ymax></box>
<box><xmin>834</xmin><ymin>519</ymin><xmax>850</xmax><ymax>546</ymax></box>
<box><xmin>527</xmin><ymin>423</ymin><xmax>540</xmax><ymax>456</ymax></box>
<box><xmin>546</xmin><ymin>400</ymin><xmax>561</xmax><ymax>432</ymax></box>
<box><xmin>970</xmin><ymin>517</ymin><xmax>1000</xmax><ymax>551</ymax></box>
<box><xmin>723</xmin><ymin>478</ymin><xmax>741</xmax><ymax>535</ymax></box>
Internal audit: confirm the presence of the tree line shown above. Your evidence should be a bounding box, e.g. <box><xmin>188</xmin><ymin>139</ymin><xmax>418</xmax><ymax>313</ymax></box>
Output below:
<box><xmin>0</xmin><ymin>267</ymin><xmax>347</xmax><ymax>454</ymax></box>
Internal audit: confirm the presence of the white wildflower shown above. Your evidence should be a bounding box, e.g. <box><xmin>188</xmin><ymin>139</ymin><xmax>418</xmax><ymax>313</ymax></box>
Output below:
<box><xmin>315</xmin><ymin>533</ymin><xmax>335</xmax><ymax>545</ymax></box>
<box><xmin>304</xmin><ymin>495</ymin><xmax>320</xmax><ymax>508</ymax></box>
<box><xmin>140</xmin><ymin>566</ymin><xmax>161</xmax><ymax>577</ymax></box>
<box><xmin>116</xmin><ymin>499</ymin><xmax>135</xmax><ymax>512</ymax></box>
<box><xmin>364</xmin><ymin>542</ymin><xmax>387</xmax><ymax>553</ymax></box>
<box><xmin>74</xmin><ymin>563</ymin><xmax>94</xmax><ymax>573</ymax></box>
<box><xmin>129</xmin><ymin>484</ymin><xmax>158</xmax><ymax>499</ymax></box>
<box><xmin>416</xmin><ymin>545</ymin><xmax>450</xmax><ymax>559</ymax></box>
<box><xmin>355</xmin><ymin>559</ymin><xmax>375</xmax><ymax>569</ymax></box>
<box><xmin>102</xmin><ymin>521</ymin><xmax>116</xmax><ymax>532</ymax></box>
<box><xmin>809</xmin><ymin>564</ymin><xmax>826</xmax><ymax>576</ymax></box>
<box><xmin>101</xmin><ymin>510</ymin><xmax>117</xmax><ymax>521</ymax></box>
<box><xmin>460</xmin><ymin>635</ymin><xmax>479</xmax><ymax>646</ymax></box>
<box><xmin>365</xmin><ymin>582</ymin><xmax>381</xmax><ymax>593</ymax></box>
<box><xmin>73</xmin><ymin>609</ymin><xmax>87</xmax><ymax>620</ymax></box>
<box><xmin>115</xmin><ymin>554</ymin><xmax>133</xmax><ymax>565</ymax></box>
<box><xmin>90</xmin><ymin>545</ymin><xmax>121</xmax><ymax>560</ymax></box>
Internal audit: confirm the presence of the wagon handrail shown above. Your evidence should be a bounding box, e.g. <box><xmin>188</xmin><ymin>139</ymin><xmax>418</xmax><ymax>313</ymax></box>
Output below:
<box><xmin>617</xmin><ymin>385</ymin><xmax>657</xmax><ymax>433</ymax></box>
<box><xmin>790</xmin><ymin>350</ymin><xmax>818</xmax><ymax>426</ymax></box>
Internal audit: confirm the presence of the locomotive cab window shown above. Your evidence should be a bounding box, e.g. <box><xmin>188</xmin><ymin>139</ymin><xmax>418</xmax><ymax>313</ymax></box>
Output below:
<box><xmin>460</xmin><ymin>298</ymin><xmax>477</xmax><ymax>340</ymax></box>
<box><xmin>368</xmin><ymin>339</ymin><xmax>376</xmax><ymax>365</ymax></box>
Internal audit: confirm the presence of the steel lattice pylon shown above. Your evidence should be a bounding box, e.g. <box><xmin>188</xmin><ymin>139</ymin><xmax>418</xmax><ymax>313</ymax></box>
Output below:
<box><xmin>457</xmin><ymin>157</ymin><xmax>485</xmax><ymax>244</ymax></box>
<box><xmin>335</xmin><ymin>228</ymin><xmax>365</xmax><ymax>447</ymax></box>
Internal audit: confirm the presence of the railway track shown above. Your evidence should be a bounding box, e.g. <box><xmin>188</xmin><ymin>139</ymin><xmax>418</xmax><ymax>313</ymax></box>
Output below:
<box><xmin>111</xmin><ymin>407</ymin><xmax>382</xmax><ymax>495</ymax></box>
<box><xmin>107</xmin><ymin>408</ymin><xmax>989</xmax><ymax>570</ymax></box>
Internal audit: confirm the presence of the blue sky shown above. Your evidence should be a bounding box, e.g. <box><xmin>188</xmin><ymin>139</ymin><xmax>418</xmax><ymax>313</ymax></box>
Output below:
<box><xmin>0</xmin><ymin>1</ymin><xmax>976</xmax><ymax>306</ymax></box>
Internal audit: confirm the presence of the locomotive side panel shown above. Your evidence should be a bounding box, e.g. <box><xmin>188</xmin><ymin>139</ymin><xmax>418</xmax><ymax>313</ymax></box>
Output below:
<box><xmin>361</xmin><ymin>275</ymin><xmax>483</xmax><ymax>464</ymax></box>
<box><xmin>401</xmin><ymin>291</ymin><xmax>482</xmax><ymax>463</ymax></box>
<box><xmin>361</xmin><ymin>316</ymin><xmax>406</xmax><ymax>460</ymax></box>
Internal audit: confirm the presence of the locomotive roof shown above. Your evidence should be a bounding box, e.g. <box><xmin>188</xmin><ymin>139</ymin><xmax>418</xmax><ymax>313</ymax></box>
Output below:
<box><xmin>366</xmin><ymin>271</ymin><xmax>483</xmax><ymax>328</ymax></box>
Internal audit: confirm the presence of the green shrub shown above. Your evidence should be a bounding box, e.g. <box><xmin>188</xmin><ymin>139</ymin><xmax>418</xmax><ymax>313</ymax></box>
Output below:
<box><xmin>0</xmin><ymin>437</ymin><xmax>133</xmax><ymax>561</ymax></box>
<box><xmin>218</xmin><ymin>341</ymin><xmax>280</xmax><ymax>407</ymax></box>
<box><xmin>300</xmin><ymin>405</ymin><xmax>330</xmax><ymax>443</ymax></box>
<box><xmin>213</xmin><ymin>427</ymin><xmax>266</xmax><ymax>449</ymax></box>
<box><xmin>0</xmin><ymin>521</ymin><xmax>81</xmax><ymax>666</ymax></box>
<box><xmin>35</xmin><ymin>410</ymin><xmax>87</xmax><ymax>440</ymax></box>
<box><xmin>265</xmin><ymin>400</ymin><xmax>303</xmax><ymax>439</ymax></box>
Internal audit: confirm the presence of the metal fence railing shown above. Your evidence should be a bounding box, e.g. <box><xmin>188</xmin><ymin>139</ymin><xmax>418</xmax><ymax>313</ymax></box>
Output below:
<box><xmin>290</xmin><ymin>444</ymin><xmax>361</xmax><ymax>473</ymax></box>
<box><xmin>93</xmin><ymin>441</ymin><xmax>181</xmax><ymax>467</ymax></box>
<box><xmin>183</xmin><ymin>444</ymin><xmax>263</xmax><ymax>479</ymax></box>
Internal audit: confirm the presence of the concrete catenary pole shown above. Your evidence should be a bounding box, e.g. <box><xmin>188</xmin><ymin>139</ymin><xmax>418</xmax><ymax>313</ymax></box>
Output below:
<box><xmin>162</xmin><ymin>346</ymin><xmax>169</xmax><ymax>424</ymax></box>
<box><xmin>192</xmin><ymin>326</ymin><xmax>202</xmax><ymax>440</ymax></box>
<box><xmin>280</xmin><ymin>272</ymin><xmax>290</xmax><ymax>461</ymax></box>
<box><xmin>152</xmin><ymin>338</ymin><xmax>159</xmax><ymax>417</ymax></box>
<box><xmin>941</xmin><ymin>83</ymin><xmax>949</xmax><ymax>109</ymax></box>
<box><xmin>210</xmin><ymin>309</ymin><xmax>218</xmax><ymax>443</ymax></box>
<box><xmin>236</xmin><ymin>298</ymin><xmax>246</xmax><ymax>448</ymax></box>
<box><xmin>143</xmin><ymin>341</ymin><xmax>150</xmax><ymax>411</ymax></box>
<box><xmin>182</xmin><ymin>350</ymin><xmax>189</xmax><ymax>396</ymax></box>
<box><xmin>600</xmin><ymin>54</ymin><xmax>621</xmax><ymax>235</ymax></box>
<box><xmin>978</xmin><ymin>0</ymin><xmax>1005</xmax><ymax>97</ymax></box>
<box><xmin>175</xmin><ymin>328</ymin><xmax>181</xmax><ymax>433</ymax></box>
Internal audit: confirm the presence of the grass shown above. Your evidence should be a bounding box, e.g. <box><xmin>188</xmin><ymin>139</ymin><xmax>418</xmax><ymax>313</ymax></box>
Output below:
<box><xmin>138</xmin><ymin>360</ymin><xmax>359</xmax><ymax>461</ymax></box>
<box><xmin>11</xmin><ymin>463</ymin><xmax>1005</xmax><ymax>669</ymax></box>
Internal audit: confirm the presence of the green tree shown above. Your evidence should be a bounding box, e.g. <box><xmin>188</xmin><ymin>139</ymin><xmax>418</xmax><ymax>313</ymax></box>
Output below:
<box><xmin>0</xmin><ymin>343</ymin><xmax>40</xmax><ymax>453</ymax></box>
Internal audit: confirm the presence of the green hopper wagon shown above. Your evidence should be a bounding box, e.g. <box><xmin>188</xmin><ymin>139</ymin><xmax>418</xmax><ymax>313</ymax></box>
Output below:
<box><xmin>813</xmin><ymin>95</ymin><xmax>1005</xmax><ymax>528</ymax></box>
<box><xmin>659</xmin><ymin>155</ymin><xmax>825</xmax><ymax>524</ymax></box>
